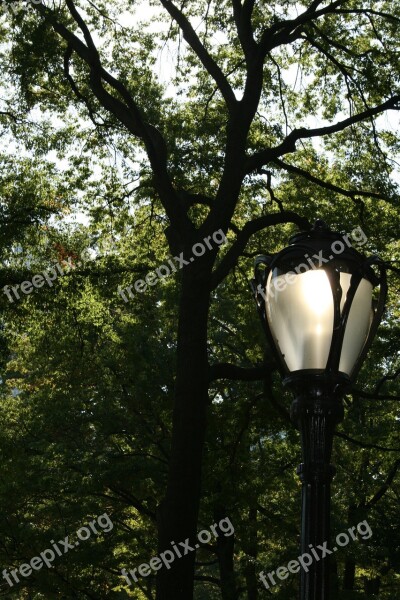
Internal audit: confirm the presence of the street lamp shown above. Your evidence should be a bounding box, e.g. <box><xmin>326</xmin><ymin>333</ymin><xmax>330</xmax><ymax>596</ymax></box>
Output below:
<box><xmin>251</xmin><ymin>220</ymin><xmax>387</xmax><ymax>600</ymax></box>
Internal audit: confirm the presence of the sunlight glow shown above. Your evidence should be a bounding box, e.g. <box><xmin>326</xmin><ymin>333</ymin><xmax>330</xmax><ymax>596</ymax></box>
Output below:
<box><xmin>299</xmin><ymin>270</ymin><xmax>333</xmax><ymax>317</ymax></box>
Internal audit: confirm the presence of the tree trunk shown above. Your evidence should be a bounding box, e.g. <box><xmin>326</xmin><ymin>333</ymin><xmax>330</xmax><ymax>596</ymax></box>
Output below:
<box><xmin>156</xmin><ymin>258</ymin><xmax>212</xmax><ymax>599</ymax></box>
<box><xmin>343</xmin><ymin>559</ymin><xmax>356</xmax><ymax>591</ymax></box>
<box><xmin>214</xmin><ymin>505</ymin><xmax>239</xmax><ymax>600</ymax></box>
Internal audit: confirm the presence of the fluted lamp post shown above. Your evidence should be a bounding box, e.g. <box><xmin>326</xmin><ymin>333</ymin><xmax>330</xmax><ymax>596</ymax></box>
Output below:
<box><xmin>251</xmin><ymin>220</ymin><xmax>387</xmax><ymax>600</ymax></box>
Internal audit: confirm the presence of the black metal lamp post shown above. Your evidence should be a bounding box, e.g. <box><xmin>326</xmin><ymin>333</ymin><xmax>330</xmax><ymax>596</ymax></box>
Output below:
<box><xmin>251</xmin><ymin>220</ymin><xmax>387</xmax><ymax>600</ymax></box>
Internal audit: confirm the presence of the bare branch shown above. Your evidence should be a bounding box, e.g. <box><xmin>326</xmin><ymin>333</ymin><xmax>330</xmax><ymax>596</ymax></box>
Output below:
<box><xmin>66</xmin><ymin>0</ymin><xmax>98</xmax><ymax>53</ymax></box>
<box><xmin>259</xmin><ymin>0</ymin><xmax>346</xmax><ymax>55</ymax></box>
<box><xmin>211</xmin><ymin>211</ymin><xmax>311</xmax><ymax>289</ymax></box>
<box><xmin>301</xmin><ymin>25</ymin><xmax>384</xmax><ymax>148</ymax></box>
<box><xmin>300</xmin><ymin>31</ymin><xmax>358</xmax><ymax>82</ymax></box>
<box><xmin>365</xmin><ymin>460</ymin><xmax>400</xmax><ymax>508</ymax></box>
<box><xmin>231</xmin><ymin>0</ymin><xmax>257</xmax><ymax>62</ymax></box>
<box><xmin>351</xmin><ymin>368</ymin><xmax>400</xmax><ymax>401</ymax></box>
<box><xmin>269</xmin><ymin>56</ymin><xmax>289</xmax><ymax>136</ymax></box>
<box><xmin>258</xmin><ymin>169</ymin><xmax>285</xmax><ymax>210</ymax></box>
<box><xmin>242</xmin><ymin>0</ymin><xmax>256</xmax><ymax>22</ymax></box>
<box><xmin>335</xmin><ymin>9</ymin><xmax>400</xmax><ymax>24</ymax></box>
<box><xmin>157</xmin><ymin>0</ymin><xmax>237</xmax><ymax>109</ymax></box>
<box><xmin>309</xmin><ymin>22</ymin><xmax>372</xmax><ymax>60</ymax></box>
<box><xmin>245</xmin><ymin>95</ymin><xmax>400</xmax><ymax>172</ymax></box>
<box><xmin>272</xmin><ymin>158</ymin><xmax>391</xmax><ymax>201</ymax></box>
<box><xmin>86</xmin><ymin>0</ymin><xmax>120</xmax><ymax>27</ymax></box>
<box><xmin>374</xmin><ymin>367</ymin><xmax>400</xmax><ymax>395</ymax></box>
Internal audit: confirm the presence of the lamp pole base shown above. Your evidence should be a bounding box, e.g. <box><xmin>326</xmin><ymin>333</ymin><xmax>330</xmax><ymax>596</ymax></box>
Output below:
<box><xmin>289</xmin><ymin>381</ymin><xmax>345</xmax><ymax>600</ymax></box>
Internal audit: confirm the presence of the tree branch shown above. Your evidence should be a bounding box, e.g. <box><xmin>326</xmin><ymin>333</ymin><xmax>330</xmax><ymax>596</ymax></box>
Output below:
<box><xmin>211</xmin><ymin>211</ymin><xmax>311</xmax><ymax>289</ymax></box>
<box><xmin>259</xmin><ymin>169</ymin><xmax>284</xmax><ymax>210</ymax></box>
<box><xmin>259</xmin><ymin>0</ymin><xmax>346</xmax><ymax>55</ymax></box>
<box><xmin>63</xmin><ymin>43</ymin><xmax>104</xmax><ymax>129</ymax></box>
<box><xmin>209</xmin><ymin>363</ymin><xmax>268</xmax><ymax>383</ymax></box>
<box><xmin>272</xmin><ymin>158</ymin><xmax>390</xmax><ymax>201</ymax></box>
<box><xmin>374</xmin><ymin>367</ymin><xmax>400</xmax><ymax>395</ymax></box>
<box><xmin>351</xmin><ymin>368</ymin><xmax>400</xmax><ymax>401</ymax></box>
<box><xmin>335</xmin><ymin>9</ymin><xmax>400</xmax><ymax>24</ymax></box>
<box><xmin>242</xmin><ymin>0</ymin><xmax>257</xmax><ymax>24</ymax></box>
<box><xmin>245</xmin><ymin>95</ymin><xmax>400</xmax><ymax>172</ymax></box>
<box><xmin>31</xmin><ymin>0</ymin><xmax>193</xmax><ymax>239</ymax></box>
<box><xmin>157</xmin><ymin>0</ymin><xmax>237</xmax><ymax>109</ymax></box>
<box><xmin>335</xmin><ymin>431</ymin><xmax>400</xmax><ymax>453</ymax></box>
<box><xmin>231</xmin><ymin>0</ymin><xmax>257</xmax><ymax>63</ymax></box>
<box><xmin>365</xmin><ymin>460</ymin><xmax>400</xmax><ymax>508</ymax></box>
<box><xmin>108</xmin><ymin>486</ymin><xmax>156</xmax><ymax>521</ymax></box>
<box><xmin>0</xmin><ymin>111</ymin><xmax>18</xmax><ymax>122</ymax></box>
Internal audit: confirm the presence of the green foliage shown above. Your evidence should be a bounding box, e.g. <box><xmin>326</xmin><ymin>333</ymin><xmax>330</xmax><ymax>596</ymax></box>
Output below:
<box><xmin>0</xmin><ymin>1</ymin><xmax>398</xmax><ymax>598</ymax></box>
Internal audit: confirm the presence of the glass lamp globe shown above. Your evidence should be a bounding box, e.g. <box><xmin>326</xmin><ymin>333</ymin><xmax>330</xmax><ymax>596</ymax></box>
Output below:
<box><xmin>252</xmin><ymin>221</ymin><xmax>387</xmax><ymax>390</ymax></box>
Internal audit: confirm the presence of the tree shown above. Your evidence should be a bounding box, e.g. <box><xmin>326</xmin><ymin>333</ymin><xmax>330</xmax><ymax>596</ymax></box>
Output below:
<box><xmin>0</xmin><ymin>1</ymin><xmax>399</xmax><ymax>598</ymax></box>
